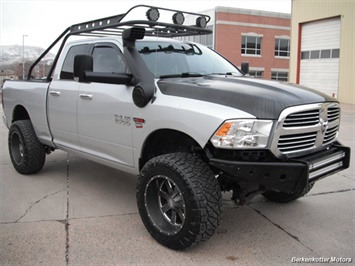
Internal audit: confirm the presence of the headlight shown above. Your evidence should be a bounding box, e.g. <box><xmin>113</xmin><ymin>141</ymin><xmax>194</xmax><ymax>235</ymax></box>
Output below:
<box><xmin>210</xmin><ymin>119</ymin><xmax>273</xmax><ymax>149</ymax></box>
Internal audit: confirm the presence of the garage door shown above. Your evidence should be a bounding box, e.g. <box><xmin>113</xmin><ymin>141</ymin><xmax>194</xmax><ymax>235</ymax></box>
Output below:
<box><xmin>300</xmin><ymin>17</ymin><xmax>340</xmax><ymax>97</ymax></box>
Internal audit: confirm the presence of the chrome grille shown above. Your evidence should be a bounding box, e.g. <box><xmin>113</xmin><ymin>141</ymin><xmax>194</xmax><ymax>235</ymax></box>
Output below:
<box><xmin>278</xmin><ymin>132</ymin><xmax>317</xmax><ymax>153</ymax></box>
<box><xmin>283</xmin><ymin>110</ymin><xmax>319</xmax><ymax>128</ymax></box>
<box><xmin>323</xmin><ymin>125</ymin><xmax>339</xmax><ymax>145</ymax></box>
<box><xmin>271</xmin><ymin>103</ymin><xmax>341</xmax><ymax>158</ymax></box>
<box><xmin>327</xmin><ymin>106</ymin><xmax>340</xmax><ymax>122</ymax></box>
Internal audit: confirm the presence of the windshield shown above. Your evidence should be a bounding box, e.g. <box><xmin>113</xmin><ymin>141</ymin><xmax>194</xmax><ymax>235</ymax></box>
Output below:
<box><xmin>136</xmin><ymin>41</ymin><xmax>242</xmax><ymax>78</ymax></box>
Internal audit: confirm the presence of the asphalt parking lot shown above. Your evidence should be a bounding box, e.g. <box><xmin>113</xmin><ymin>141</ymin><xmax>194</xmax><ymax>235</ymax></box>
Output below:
<box><xmin>0</xmin><ymin>104</ymin><xmax>354</xmax><ymax>266</ymax></box>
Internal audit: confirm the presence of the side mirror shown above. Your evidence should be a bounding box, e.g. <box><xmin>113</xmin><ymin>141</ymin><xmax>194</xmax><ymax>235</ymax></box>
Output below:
<box><xmin>74</xmin><ymin>54</ymin><xmax>93</xmax><ymax>82</ymax></box>
<box><xmin>73</xmin><ymin>54</ymin><xmax>132</xmax><ymax>85</ymax></box>
<box><xmin>85</xmin><ymin>72</ymin><xmax>133</xmax><ymax>85</ymax></box>
<box><xmin>241</xmin><ymin>61</ymin><xmax>249</xmax><ymax>75</ymax></box>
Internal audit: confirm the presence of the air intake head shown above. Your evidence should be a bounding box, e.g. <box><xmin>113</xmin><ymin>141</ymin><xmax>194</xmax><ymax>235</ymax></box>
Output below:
<box><xmin>123</xmin><ymin>27</ymin><xmax>145</xmax><ymax>47</ymax></box>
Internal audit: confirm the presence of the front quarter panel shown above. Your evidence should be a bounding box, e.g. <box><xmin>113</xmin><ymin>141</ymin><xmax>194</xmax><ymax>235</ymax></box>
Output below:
<box><xmin>132</xmin><ymin>87</ymin><xmax>255</xmax><ymax>167</ymax></box>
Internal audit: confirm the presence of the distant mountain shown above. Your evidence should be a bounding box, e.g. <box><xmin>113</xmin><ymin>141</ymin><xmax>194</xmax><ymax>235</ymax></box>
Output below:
<box><xmin>0</xmin><ymin>45</ymin><xmax>55</xmax><ymax>66</ymax></box>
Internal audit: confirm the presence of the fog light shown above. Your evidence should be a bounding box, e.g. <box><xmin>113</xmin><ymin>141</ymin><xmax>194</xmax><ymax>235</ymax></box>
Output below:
<box><xmin>172</xmin><ymin>12</ymin><xmax>185</xmax><ymax>25</ymax></box>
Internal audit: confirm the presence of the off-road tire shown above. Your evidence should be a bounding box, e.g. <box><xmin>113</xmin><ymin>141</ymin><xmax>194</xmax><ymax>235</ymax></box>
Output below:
<box><xmin>263</xmin><ymin>182</ymin><xmax>315</xmax><ymax>203</ymax></box>
<box><xmin>8</xmin><ymin>120</ymin><xmax>46</xmax><ymax>174</ymax></box>
<box><xmin>136</xmin><ymin>153</ymin><xmax>222</xmax><ymax>250</ymax></box>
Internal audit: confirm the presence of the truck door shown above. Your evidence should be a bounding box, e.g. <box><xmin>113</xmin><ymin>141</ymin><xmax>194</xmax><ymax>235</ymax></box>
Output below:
<box><xmin>77</xmin><ymin>44</ymin><xmax>134</xmax><ymax>167</ymax></box>
<box><xmin>48</xmin><ymin>44</ymin><xmax>90</xmax><ymax>151</ymax></box>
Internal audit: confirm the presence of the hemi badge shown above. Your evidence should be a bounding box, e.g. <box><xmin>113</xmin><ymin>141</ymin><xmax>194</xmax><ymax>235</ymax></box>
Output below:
<box><xmin>133</xmin><ymin>118</ymin><xmax>145</xmax><ymax>128</ymax></box>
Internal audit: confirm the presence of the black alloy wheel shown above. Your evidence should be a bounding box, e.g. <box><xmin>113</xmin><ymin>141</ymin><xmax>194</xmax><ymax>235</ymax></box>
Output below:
<box><xmin>137</xmin><ymin>153</ymin><xmax>222</xmax><ymax>250</ymax></box>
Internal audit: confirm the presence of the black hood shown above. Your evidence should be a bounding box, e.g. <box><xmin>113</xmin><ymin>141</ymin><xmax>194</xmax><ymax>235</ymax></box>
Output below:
<box><xmin>157</xmin><ymin>76</ymin><xmax>336</xmax><ymax>119</ymax></box>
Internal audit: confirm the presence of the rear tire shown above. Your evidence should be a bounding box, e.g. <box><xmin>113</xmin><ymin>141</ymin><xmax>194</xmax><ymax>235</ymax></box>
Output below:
<box><xmin>263</xmin><ymin>182</ymin><xmax>314</xmax><ymax>203</ymax></box>
<box><xmin>8</xmin><ymin>120</ymin><xmax>46</xmax><ymax>174</ymax></box>
<box><xmin>137</xmin><ymin>153</ymin><xmax>222</xmax><ymax>250</ymax></box>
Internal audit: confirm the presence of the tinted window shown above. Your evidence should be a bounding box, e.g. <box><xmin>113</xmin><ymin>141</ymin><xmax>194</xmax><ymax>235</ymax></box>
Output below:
<box><xmin>92</xmin><ymin>46</ymin><xmax>130</xmax><ymax>73</ymax></box>
<box><xmin>60</xmin><ymin>44</ymin><xmax>90</xmax><ymax>80</ymax></box>
<box><xmin>136</xmin><ymin>41</ymin><xmax>241</xmax><ymax>77</ymax></box>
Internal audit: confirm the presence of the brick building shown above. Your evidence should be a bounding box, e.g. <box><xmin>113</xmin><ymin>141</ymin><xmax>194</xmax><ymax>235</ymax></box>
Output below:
<box><xmin>184</xmin><ymin>7</ymin><xmax>291</xmax><ymax>81</ymax></box>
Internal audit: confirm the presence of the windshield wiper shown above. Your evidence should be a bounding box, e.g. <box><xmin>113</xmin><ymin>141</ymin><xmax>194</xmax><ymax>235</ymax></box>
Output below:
<box><xmin>159</xmin><ymin>72</ymin><xmax>205</xmax><ymax>79</ymax></box>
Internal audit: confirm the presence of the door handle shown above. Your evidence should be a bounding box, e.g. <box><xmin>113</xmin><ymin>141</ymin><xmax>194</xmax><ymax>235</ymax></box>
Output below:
<box><xmin>79</xmin><ymin>94</ymin><xmax>93</xmax><ymax>100</ymax></box>
<box><xmin>49</xmin><ymin>91</ymin><xmax>61</xmax><ymax>96</ymax></box>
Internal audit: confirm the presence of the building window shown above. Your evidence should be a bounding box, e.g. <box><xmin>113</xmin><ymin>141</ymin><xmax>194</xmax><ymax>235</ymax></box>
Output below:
<box><xmin>310</xmin><ymin>50</ymin><xmax>320</xmax><ymax>59</ymax></box>
<box><xmin>271</xmin><ymin>71</ymin><xmax>288</xmax><ymax>81</ymax></box>
<box><xmin>301</xmin><ymin>48</ymin><xmax>340</xmax><ymax>60</ymax></box>
<box><xmin>241</xmin><ymin>35</ymin><xmax>261</xmax><ymax>56</ymax></box>
<box><xmin>331</xmin><ymin>49</ymin><xmax>339</xmax><ymax>58</ymax></box>
<box><xmin>275</xmin><ymin>38</ymin><xmax>290</xmax><ymax>57</ymax></box>
<box><xmin>301</xmin><ymin>51</ymin><xmax>310</xmax><ymax>59</ymax></box>
<box><xmin>249</xmin><ymin>70</ymin><xmax>263</xmax><ymax>78</ymax></box>
<box><xmin>320</xmin><ymin>49</ymin><xmax>331</xmax><ymax>58</ymax></box>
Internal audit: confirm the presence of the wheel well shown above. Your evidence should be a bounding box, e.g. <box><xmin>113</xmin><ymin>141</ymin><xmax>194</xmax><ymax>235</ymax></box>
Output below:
<box><xmin>139</xmin><ymin>129</ymin><xmax>203</xmax><ymax>170</ymax></box>
<box><xmin>12</xmin><ymin>105</ymin><xmax>30</xmax><ymax>122</ymax></box>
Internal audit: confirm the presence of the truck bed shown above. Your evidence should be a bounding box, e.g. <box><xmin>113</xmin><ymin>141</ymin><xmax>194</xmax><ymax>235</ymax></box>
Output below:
<box><xmin>2</xmin><ymin>80</ymin><xmax>54</xmax><ymax>147</ymax></box>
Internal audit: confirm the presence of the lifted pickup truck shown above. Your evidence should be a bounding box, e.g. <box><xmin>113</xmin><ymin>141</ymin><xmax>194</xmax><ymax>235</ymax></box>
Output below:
<box><xmin>2</xmin><ymin>5</ymin><xmax>350</xmax><ymax>250</ymax></box>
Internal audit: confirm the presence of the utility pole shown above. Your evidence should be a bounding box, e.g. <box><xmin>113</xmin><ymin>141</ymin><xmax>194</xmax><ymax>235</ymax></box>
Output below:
<box><xmin>22</xmin><ymin>34</ymin><xmax>28</xmax><ymax>79</ymax></box>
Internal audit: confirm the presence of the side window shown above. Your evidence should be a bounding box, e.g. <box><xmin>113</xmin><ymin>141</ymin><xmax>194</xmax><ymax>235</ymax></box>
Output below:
<box><xmin>60</xmin><ymin>44</ymin><xmax>90</xmax><ymax>80</ymax></box>
<box><xmin>92</xmin><ymin>46</ymin><xmax>130</xmax><ymax>74</ymax></box>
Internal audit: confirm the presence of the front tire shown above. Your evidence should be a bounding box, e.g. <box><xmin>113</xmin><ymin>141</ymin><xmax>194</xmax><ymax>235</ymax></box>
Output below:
<box><xmin>137</xmin><ymin>153</ymin><xmax>222</xmax><ymax>250</ymax></box>
<box><xmin>8</xmin><ymin>120</ymin><xmax>46</xmax><ymax>174</ymax></box>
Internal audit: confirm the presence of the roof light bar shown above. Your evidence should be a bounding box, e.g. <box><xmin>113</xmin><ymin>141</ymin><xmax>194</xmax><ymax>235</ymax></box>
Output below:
<box><xmin>29</xmin><ymin>5</ymin><xmax>213</xmax><ymax>82</ymax></box>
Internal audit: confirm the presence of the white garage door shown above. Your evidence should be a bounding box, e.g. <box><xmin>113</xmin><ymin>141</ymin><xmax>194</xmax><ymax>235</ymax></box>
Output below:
<box><xmin>300</xmin><ymin>17</ymin><xmax>340</xmax><ymax>97</ymax></box>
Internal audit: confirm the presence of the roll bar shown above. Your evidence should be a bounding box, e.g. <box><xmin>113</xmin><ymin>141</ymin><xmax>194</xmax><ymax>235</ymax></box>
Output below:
<box><xmin>27</xmin><ymin>5</ymin><xmax>212</xmax><ymax>81</ymax></box>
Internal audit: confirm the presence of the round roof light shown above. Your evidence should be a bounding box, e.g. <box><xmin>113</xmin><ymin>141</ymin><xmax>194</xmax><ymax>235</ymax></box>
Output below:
<box><xmin>196</xmin><ymin>16</ymin><xmax>207</xmax><ymax>28</ymax></box>
<box><xmin>146</xmin><ymin>8</ymin><xmax>160</xmax><ymax>22</ymax></box>
<box><xmin>172</xmin><ymin>12</ymin><xmax>185</xmax><ymax>25</ymax></box>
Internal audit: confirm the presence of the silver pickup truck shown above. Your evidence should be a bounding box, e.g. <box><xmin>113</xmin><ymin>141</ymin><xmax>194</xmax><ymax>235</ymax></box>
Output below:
<box><xmin>2</xmin><ymin>5</ymin><xmax>350</xmax><ymax>250</ymax></box>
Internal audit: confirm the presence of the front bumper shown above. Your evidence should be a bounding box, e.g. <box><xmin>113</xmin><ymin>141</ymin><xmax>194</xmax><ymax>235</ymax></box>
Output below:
<box><xmin>209</xmin><ymin>142</ymin><xmax>350</xmax><ymax>194</ymax></box>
